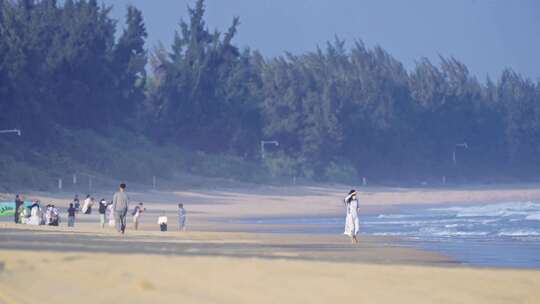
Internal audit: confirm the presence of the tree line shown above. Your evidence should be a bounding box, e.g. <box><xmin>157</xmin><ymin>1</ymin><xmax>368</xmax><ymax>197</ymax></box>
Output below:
<box><xmin>1</xmin><ymin>0</ymin><xmax>539</xmax><ymax>183</ymax></box>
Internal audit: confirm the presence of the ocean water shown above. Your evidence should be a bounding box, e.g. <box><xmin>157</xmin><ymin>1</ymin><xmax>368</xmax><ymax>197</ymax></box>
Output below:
<box><xmin>233</xmin><ymin>201</ymin><xmax>540</xmax><ymax>268</ymax></box>
<box><xmin>362</xmin><ymin>202</ymin><xmax>540</xmax><ymax>268</ymax></box>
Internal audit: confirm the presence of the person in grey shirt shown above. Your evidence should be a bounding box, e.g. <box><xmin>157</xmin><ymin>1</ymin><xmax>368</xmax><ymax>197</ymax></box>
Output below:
<box><xmin>112</xmin><ymin>183</ymin><xmax>129</xmax><ymax>234</ymax></box>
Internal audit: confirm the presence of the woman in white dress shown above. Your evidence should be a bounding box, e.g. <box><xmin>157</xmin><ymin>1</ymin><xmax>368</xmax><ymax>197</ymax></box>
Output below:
<box><xmin>343</xmin><ymin>189</ymin><xmax>360</xmax><ymax>244</ymax></box>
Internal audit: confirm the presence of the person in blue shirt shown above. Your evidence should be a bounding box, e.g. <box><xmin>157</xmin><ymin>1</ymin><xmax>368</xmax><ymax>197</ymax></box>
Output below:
<box><xmin>67</xmin><ymin>203</ymin><xmax>76</xmax><ymax>227</ymax></box>
<box><xmin>178</xmin><ymin>203</ymin><xmax>186</xmax><ymax>231</ymax></box>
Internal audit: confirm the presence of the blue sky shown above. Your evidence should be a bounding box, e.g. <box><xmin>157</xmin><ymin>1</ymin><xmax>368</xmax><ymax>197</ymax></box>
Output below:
<box><xmin>103</xmin><ymin>0</ymin><xmax>540</xmax><ymax>80</ymax></box>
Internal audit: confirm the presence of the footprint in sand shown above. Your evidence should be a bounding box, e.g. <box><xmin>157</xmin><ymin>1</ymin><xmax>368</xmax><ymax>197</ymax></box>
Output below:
<box><xmin>139</xmin><ymin>280</ymin><xmax>155</xmax><ymax>290</ymax></box>
<box><xmin>62</xmin><ymin>256</ymin><xmax>83</xmax><ymax>262</ymax></box>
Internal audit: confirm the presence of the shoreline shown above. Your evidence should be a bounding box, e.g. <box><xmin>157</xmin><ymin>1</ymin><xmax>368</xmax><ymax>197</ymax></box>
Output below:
<box><xmin>0</xmin><ymin>223</ymin><xmax>454</xmax><ymax>266</ymax></box>
<box><xmin>1</xmin><ymin>183</ymin><xmax>540</xmax><ymax>303</ymax></box>
<box><xmin>2</xmin><ymin>184</ymin><xmax>540</xmax><ymax>266</ymax></box>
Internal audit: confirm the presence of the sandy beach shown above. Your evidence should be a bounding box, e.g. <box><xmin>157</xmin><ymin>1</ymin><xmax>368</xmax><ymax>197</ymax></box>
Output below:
<box><xmin>1</xmin><ymin>249</ymin><xmax>539</xmax><ymax>304</ymax></box>
<box><xmin>1</xmin><ymin>183</ymin><xmax>540</xmax><ymax>303</ymax></box>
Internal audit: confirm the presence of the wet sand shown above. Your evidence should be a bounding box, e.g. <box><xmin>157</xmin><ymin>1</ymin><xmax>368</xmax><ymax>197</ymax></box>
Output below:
<box><xmin>0</xmin><ymin>224</ymin><xmax>451</xmax><ymax>265</ymax></box>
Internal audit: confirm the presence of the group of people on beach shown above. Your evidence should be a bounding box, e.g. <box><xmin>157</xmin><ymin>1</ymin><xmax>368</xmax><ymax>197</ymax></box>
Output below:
<box><xmin>65</xmin><ymin>195</ymin><xmax>121</xmax><ymax>228</ymax></box>
<box><xmin>14</xmin><ymin>195</ymin><xmax>61</xmax><ymax>226</ymax></box>
<box><xmin>108</xmin><ymin>183</ymin><xmax>186</xmax><ymax>233</ymax></box>
<box><xmin>12</xmin><ymin>183</ymin><xmax>187</xmax><ymax>233</ymax></box>
<box><xmin>13</xmin><ymin>184</ymin><xmax>359</xmax><ymax>243</ymax></box>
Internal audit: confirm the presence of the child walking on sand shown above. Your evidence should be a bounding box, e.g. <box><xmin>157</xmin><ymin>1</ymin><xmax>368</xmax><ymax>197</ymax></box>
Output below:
<box><xmin>158</xmin><ymin>212</ymin><xmax>168</xmax><ymax>232</ymax></box>
<box><xmin>98</xmin><ymin>199</ymin><xmax>109</xmax><ymax>228</ymax></box>
<box><xmin>178</xmin><ymin>203</ymin><xmax>186</xmax><ymax>231</ymax></box>
<box><xmin>132</xmin><ymin>202</ymin><xmax>146</xmax><ymax>230</ymax></box>
<box><xmin>73</xmin><ymin>195</ymin><xmax>80</xmax><ymax>212</ymax></box>
<box><xmin>67</xmin><ymin>203</ymin><xmax>76</xmax><ymax>227</ymax></box>
<box><xmin>107</xmin><ymin>203</ymin><xmax>115</xmax><ymax>227</ymax></box>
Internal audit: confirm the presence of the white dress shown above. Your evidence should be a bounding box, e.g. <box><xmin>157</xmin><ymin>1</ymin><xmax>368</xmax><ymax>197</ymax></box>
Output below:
<box><xmin>344</xmin><ymin>197</ymin><xmax>360</xmax><ymax>237</ymax></box>
<box><xmin>28</xmin><ymin>206</ymin><xmax>42</xmax><ymax>226</ymax></box>
<box><xmin>107</xmin><ymin>205</ymin><xmax>115</xmax><ymax>226</ymax></box>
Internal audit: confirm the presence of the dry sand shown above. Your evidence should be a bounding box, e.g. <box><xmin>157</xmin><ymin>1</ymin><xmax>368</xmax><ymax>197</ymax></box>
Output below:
<box><xmin>1</xmin><ymin>183</ymin><xmax>540</xmax><ymax>303</ymax></box>
<box><xmin>11</xmin><ymin>183</ymin><xmax>540</xmax><ymax>220</ymax></box>
<box><xmin>0</xmin><ymin>250</ymin><xmax>538</xmax><ymax>304</ymax></box>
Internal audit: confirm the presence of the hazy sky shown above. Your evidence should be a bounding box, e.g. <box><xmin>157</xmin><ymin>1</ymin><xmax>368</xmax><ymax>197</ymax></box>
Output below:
<box><xmin>103</xmin><ymin>0</ymin><xmax>540</xmax><ymax>80</ymax></box>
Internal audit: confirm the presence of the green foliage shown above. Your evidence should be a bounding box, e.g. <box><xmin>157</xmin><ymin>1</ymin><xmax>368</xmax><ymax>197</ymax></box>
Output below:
<box><xmin>324</xmin><ymin>161</ymin><xmax>359</xmax><ymax>184</ymax></box>
<box><xmin>0</xmin><ymin>155</ymin><xmax>53</xmax><ymax>191</ymax></box>
<box><xmin>1</xmin><ymin>0</ymin><xmax>540</xmax><ymax>188</ymax></box>
<box><xmin>146</xmin><ymin>0</ymin><xmax>261</xmax><ymax>156</ymax></box>
<box><xmin>0</xmin><ymin>0</ymin><xmax>146</xmax><ymax>133</ymax></box>
<box><xmin>263</xmin><ymin>152</ymin><xmax>306</xmax><ymax>179</ymax></box>
<box><xmin>184</xmin><ymin>151</ymin><xmax>268</xmax><ymax>182</ymax></box>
